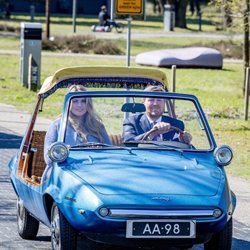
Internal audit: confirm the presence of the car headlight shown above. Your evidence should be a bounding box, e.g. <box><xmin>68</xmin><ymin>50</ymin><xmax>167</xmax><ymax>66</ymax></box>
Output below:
<box><xmin>48</xmin><ymin>142</ymin><xmax>69</xmax><ymax>162</ymax></box>
<box><xmin>213</xmin><ymin>208</ymin><xmax>222</xmax><ymax>218</ymax></box>
<box><xmin>214</xmin><ymin>145</ymin><xmax>233</xmax><ymax>166</ymax></box>
<box><xmin>99</xmin><ymin>207</ymin><xmax>110</xmax><ymax>217</ymax></box>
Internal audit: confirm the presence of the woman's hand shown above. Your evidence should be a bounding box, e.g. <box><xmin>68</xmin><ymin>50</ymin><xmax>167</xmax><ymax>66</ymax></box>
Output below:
<box><xmin>179</xmin><ymin>131</ymin><xmax>192</xmax><ymax>144</ymax></box>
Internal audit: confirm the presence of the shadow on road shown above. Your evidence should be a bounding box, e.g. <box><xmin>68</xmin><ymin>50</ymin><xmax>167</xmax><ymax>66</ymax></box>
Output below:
<box><xmin>0</xmin><ymin>132</ymin><xmax>22</xmax><ymax>149</ymax></box>
<box><xmin>233</xmin><ymin>237</ymin><xmax>250</xmax><ymax>249</ymax></box>
<box><xmin>35</xmin><ymin>235</ymin><xmax>51</xmax><ymax>242</ymax></box>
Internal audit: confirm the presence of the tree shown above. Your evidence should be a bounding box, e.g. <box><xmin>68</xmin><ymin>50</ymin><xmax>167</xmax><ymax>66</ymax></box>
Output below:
<box><xmin>0</xmin><ymin>0</ymin><xmax>11</xmax><ymax>19</ymax></box>
<box><xmin>211</xmin><ymin>0</ymin><xmax>249</xmax><ymax>94</ymax></box>
<box><xmin>45</xmin><ymin>0</ymin><xmax>50</xmax><ymax>39</ymax></box>
<box><xmin>175</xmin><ymin>0</ymin><xmax>189</xmax><ymax>28</ymax></box>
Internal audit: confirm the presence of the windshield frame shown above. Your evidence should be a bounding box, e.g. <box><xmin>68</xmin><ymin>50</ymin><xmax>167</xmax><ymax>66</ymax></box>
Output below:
<box><xmin>58</xmin><ymin>90</ymin><xmax>216</xmax><ymax>152</ymax></box>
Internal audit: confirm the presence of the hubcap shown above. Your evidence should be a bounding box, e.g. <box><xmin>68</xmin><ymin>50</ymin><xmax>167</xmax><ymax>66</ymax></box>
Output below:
<box><xmin>51</xmin><ymin>207</ymin><xmax>60</xmax><ymax>250</ymax></box>
<box><xmin>17</xmin><ymin>198</ymin><xmax>24</xmax><ymax>229</ymax></box>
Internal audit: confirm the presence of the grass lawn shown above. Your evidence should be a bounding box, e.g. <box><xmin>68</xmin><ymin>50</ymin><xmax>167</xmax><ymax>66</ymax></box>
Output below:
<box><xmin>0</xmin><ymin>8</ymin><xmax>249</xmax><ymax>180</ymax></box>
<box><xmin>0</xmin><ymin>53</ymin><xmax>249</xmax><ymax>180</ymax></box>
<box><xmin>0</xmin><ymin>8</ymin><xmax>243</xmax><ymax>53</ymax></box>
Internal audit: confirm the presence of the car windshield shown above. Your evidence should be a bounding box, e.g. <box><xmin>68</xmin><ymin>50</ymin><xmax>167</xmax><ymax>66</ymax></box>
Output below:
<box><xmin>63</xmin><ymin>92</ymin><xmax>212</xmax><ymax>151</ymax></box>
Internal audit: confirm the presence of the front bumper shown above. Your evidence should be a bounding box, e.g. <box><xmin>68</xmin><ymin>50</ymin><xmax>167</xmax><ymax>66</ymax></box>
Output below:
<box><xmin>69</xmin><ymin>207</ymin><xmax>230</xmax><ymax>247</ymax></box>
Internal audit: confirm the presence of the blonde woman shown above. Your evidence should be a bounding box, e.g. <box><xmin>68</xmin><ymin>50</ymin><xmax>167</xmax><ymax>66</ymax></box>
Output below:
<box><xmin>42</xmin><ymin>85</ymin><xmax>110</xmax><ymax>182</ymax></box>
<box><xmin>65</xmin><ymin>85</ymin><xmax>110</xmax><ymax>145</ymax></box>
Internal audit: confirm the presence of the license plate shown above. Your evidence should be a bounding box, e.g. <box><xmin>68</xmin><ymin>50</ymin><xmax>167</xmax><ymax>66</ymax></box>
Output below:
<box><xmin>126</xmin><ymin>220</ymin><xmax>196</xmax><ymax>238</ymax></box>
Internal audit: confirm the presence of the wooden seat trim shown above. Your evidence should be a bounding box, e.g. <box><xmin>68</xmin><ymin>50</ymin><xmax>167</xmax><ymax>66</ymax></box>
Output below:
<box><xmin>109</xmin><ymin>134</ymin><xmax>123</xmax><ymax>146</ymax></box>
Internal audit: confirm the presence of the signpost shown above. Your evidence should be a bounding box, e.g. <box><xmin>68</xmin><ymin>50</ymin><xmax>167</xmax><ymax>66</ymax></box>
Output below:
<box><xmin>72</xmin><ymin>0</ymin><xmax>77</xmax><ymax>33</ymax></box>
<box><xmin>116</xmin><ymin>0</ymin><xmax>143</xmax><ymax>15</ymax></box>
<box><xmin>115</xmin><ymin>0</ymin><xmax>143</xmax><ymax>67</ymax></box>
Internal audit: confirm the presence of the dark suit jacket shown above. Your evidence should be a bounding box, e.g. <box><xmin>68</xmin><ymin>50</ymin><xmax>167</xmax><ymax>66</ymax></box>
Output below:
<box><xmin>123</xmin><ymin>114</ymin><xmax>184</xmax><ymax>142</ymax></box>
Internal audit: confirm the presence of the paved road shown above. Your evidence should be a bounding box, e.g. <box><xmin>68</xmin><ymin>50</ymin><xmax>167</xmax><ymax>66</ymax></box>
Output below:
<box><xmin>0</xmin><ymin>103</ymin><xmax>249</xmax><ymax>249</ymax></box>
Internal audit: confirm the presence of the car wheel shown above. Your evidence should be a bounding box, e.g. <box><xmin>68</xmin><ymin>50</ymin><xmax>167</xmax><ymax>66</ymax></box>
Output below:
<box><xmin>204</xmin><ymin>218</ymin><xmax>233</xmax><ymax>250</ymax></box>
<box><xmin>115</xmin><ymin>23</ymin><xmax>124</xmax><ymax>33</ymax></box>
<box><xmin>17</xmin><ymin>197</ymin><xmax>39</xmax><ymax>239</ymax></box>
<box><xmin>51</xmin><ymin>203</ymin><xmax>77</xmax><ymax>250</ymax></box>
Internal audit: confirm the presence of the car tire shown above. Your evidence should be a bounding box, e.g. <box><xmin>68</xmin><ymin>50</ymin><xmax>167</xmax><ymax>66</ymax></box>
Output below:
<box><xmin>91</xmin><ymin>25</ymin><xmax>96</xmax><ymax>32</ymax></box>
<box><xmin>204</xmin><ymin>218</ymin><xmax>233</xmax><ymax>250</ymax></box>
<box><xmin>17</xmin><ymin>197</ymin><xmax>39</xmax><ymax>240</ymax></box>
<box><xmin>51</xmin><ymin>203</ymin><xmax>77</xmax><ymax>250</ymax></box>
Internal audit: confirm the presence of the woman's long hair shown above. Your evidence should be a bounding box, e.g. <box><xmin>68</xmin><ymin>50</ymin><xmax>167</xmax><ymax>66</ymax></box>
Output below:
<box><xmin>68</xmin><ymin>85</ymin><xmax>106</xmax><ymax>143</ymax></box>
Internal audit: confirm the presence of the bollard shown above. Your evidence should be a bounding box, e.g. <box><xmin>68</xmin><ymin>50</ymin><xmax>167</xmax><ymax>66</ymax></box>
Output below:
<box><xmin>171</xmin><ymin>65</ymin><xmax>176</xmax><ymax>92</ymax></box>
<box><xmin>164</xmin><ymin>4</ymin><xmax>175</xmax><ymax>32</ymax></box>
<box><xmin>20</xmin><ymin>22</ymin><xmax>42</xmax><ymax>89</ymax></box>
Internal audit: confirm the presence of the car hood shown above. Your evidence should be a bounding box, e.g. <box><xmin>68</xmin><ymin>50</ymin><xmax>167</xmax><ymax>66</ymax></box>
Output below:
<box><xmin>64</xmin><ymin>150</ymin><xmax>221</xmax><ymax>196</ymax></box>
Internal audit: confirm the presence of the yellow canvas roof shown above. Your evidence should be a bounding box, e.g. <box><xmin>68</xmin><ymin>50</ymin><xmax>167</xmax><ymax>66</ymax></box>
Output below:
<box><xmin>38</xmin><ymin>66</ymin><xmax>168</xmax><ymax>97</ymax></box>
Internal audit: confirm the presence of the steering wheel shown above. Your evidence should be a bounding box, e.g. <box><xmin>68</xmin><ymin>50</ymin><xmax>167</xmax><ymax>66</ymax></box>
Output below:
<box><xmin>141</xmin><ymin>126</ymin><xmax>184</xmax><ymax>141</ymax></box>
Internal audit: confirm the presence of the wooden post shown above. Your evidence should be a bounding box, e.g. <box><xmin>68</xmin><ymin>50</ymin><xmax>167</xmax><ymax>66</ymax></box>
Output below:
<box><xmin>244</xmin><ymin>67</ymin><xmax>250</xmax><ymax>120</ymax></box>
<box><xmin>243</xmin><ymin>0</ymin><xmax>250</xmax><ymax>95</ymax></box>
<box><xmin>45</xmin><ymin>0</ymin><xmax>50</xmax><ymax>39</ymax></box>
<box><xmin>171</xmin><ymin>65</ymin><xmax>176</xmax><ymax>92</ymax></box>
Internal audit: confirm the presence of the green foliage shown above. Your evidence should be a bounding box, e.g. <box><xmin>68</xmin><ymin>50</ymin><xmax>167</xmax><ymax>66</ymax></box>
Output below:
<box><xmin>0</xmin><ymin>23</ymin><xmax>17</xmax><ymax>32</ymax></box>
<box><xmin>0</xmin><ymin>11</ymin><xmax>249</xmax><ymax>180</ymax></box>
<box><xmin>0</xmin><ymin>53</ymin><xmax>249</xmax><ymax>180</ymax></box>
<box><xmin>210</xmin><ymin>0</ymin><xmax>246</xmax><ymax>16</ymax></box>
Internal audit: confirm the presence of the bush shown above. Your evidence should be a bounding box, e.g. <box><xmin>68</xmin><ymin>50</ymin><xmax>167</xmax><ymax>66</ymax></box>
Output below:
<box><xmin>190</xmin><ymin>40</ymin><xmax>243</xmax><ymax>59</ymax></box>
<box><xmin>42</xmin><ymin>35</ymin><xmax>124</xmax><ymax>55</ymax></box>
<box><xmin>0</xmin><ymin>23</ymin><xmax>18</xmax><ymax>32</ymax></box>
<box><xmin>93</xmin><ymin>40</ymin><xmax>124</xmax><ymax>55</ymax></box>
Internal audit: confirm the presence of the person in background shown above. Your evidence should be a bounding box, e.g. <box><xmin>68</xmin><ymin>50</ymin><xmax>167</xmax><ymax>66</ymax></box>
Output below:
<box><xmin>190</xmin><ymin>0</ymin><xmax>201</xmax><ymax>16</ymax></box>
<box><xmin>42</xmin><ymin>85</ymin><xmax>110</xmax><ymax>183</ymax></box>
<box><xmin>123</xmin><ymin>85</ymin><xmax>192</xmax><ymax>143</ymax></box>
<box><xmin>98</xmin><ymin>5</ymin><xmax>110</xmax><ymax>26</ymax></box>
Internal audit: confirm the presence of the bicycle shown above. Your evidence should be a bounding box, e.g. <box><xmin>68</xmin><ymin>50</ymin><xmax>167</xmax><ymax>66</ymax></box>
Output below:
<box><xmin>91</xmin><ymin>20</ymin><xmax>125</xmax><ymax>33</ymax></box>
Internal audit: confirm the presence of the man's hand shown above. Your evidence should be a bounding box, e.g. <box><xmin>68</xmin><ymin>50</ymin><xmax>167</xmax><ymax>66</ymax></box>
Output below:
<box><xmin>153</xmin><ymin>122</ymin><xmax>171</xmax><ymax>134</ymax></box>
<box><xmin>179</xmin><ymin>131</ymin><xmax>192</xmax><ymax>144</ymax></box>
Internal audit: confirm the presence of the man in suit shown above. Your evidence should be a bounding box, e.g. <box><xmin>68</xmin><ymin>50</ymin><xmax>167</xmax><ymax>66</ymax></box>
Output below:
<box><xmin>123</xmin><ymin>85</ymin><xmax>192</xmax><ymax>143</ymax></box>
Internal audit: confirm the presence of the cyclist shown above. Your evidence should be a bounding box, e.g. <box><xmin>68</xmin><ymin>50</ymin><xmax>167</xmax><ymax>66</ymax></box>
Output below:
<box><xmin>98</xmin><ymin>5</ymin><xmax>110</xmax><ymax>26</ymax></box>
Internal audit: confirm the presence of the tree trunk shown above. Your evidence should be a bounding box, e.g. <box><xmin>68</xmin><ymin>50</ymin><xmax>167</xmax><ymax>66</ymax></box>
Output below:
<box><xmin>175</xmin><ymin>0</ymin><xmax>189</xmax><ymax>28</ymax></box>
<box><xmin>222</xmin><ymin>0</ymin><xmax>233</xmax><ymax>29</ymax></box>
<box><xmin>243</xmin><ymin>0</ymin><xmax>250</xmax><ymax>95</ymax></box>
<box><xmin>45</xmin><ymin>0</ymin><xmax>50</xmax><ymax>39</ymax></box>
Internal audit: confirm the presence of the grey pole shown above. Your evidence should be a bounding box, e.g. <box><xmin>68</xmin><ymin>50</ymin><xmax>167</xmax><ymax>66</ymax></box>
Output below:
<box><xmin>244</xmin><ymin>67</ymin><xmax>250</xmax><ymax>120</ymax></box>
<box><xmin>30</xmin><ymin>4</ymin><xmax>35</xmax><ymax>22</ymax></box>
<box><xmin>110</xmin><ymin>0</ymin><xmax>115</xmax><ymax>21</ymax></box>
<box><xmin>125</xmin><ymin>16</ymin><xmax>132</xmax><ymax>118</ymax></box>
<box><xmin>72</xmin><ymin>0</ymin><xmax>77</xmax><ymax>33</ymax></box>
<box><xmin>126</xmin><ymin>16</ymin><xmax>132</xmax><ymax>67</ymax></box>
<box><xmin>143</xmin><ymin>0</ymin><xmax>146</xmax><ymax>21</ymax></box>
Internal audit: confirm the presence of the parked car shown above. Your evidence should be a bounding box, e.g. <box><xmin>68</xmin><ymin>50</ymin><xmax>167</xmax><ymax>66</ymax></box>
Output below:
<box><xmin>8</xmin><ymin>66</ymin><xmax>236</xmax><ymax>250</ymax></box>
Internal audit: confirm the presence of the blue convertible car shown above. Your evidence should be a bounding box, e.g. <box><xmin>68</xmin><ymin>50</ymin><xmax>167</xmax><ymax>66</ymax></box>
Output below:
<box><xmin>9</xmin><ymin>66</ymin><xmax>236</xmax><ymax>250</ymax></box>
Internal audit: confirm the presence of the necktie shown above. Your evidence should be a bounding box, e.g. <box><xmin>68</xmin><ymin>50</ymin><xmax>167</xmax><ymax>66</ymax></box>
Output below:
<box><xmin>151</xmin><ymin>122</ymin><xmax>160</xmax><ymax>141</ymax></box>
